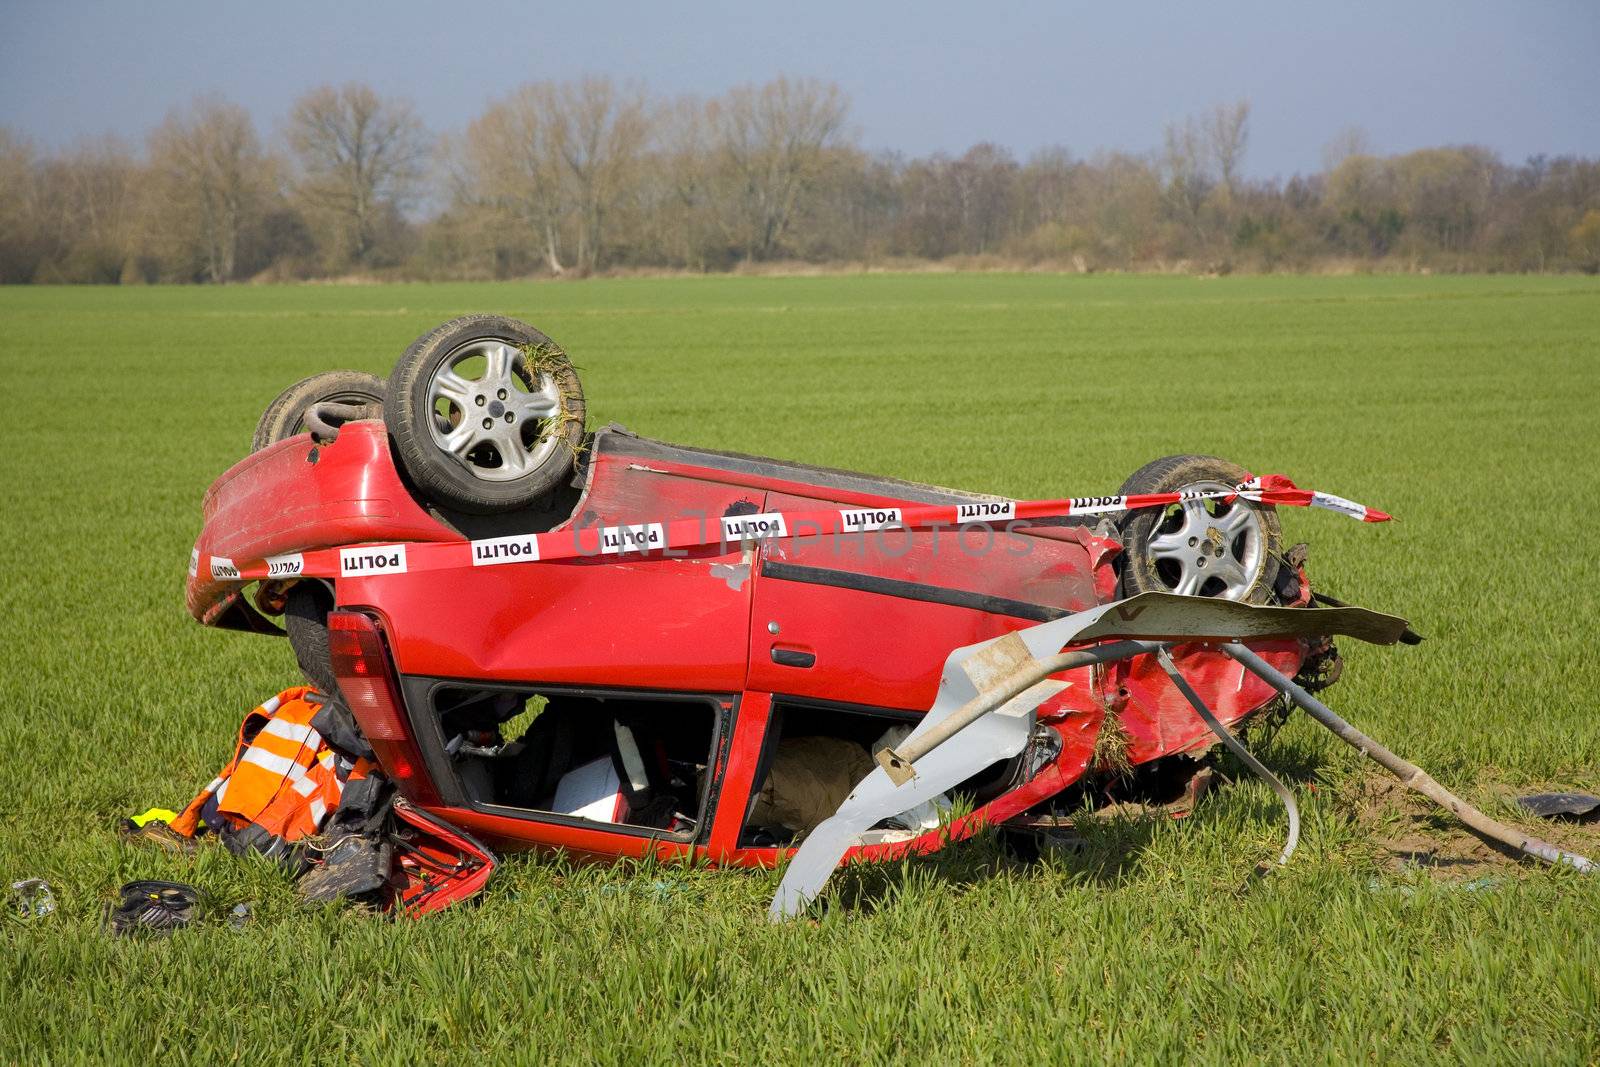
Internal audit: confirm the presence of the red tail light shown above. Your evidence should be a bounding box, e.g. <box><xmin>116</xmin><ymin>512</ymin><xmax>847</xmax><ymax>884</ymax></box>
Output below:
<box><xmin>328</xmin><ymin>610</ymin><xmax>442</xmax><ymax>806</ymax></box>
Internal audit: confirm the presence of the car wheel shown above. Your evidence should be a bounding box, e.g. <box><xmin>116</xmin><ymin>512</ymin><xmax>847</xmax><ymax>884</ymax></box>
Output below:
<box><xmin>252</xmin><ymin>370</ymin><xmax>387</xmax><ymax>452</ymax></box>
<box><xmin>1117</xmin><ymin>454</ymin><xmax>1282</xmax><ymax>603</ymax></box>
<box><xmin>284</xmin><ymin>582</ymin><xmax>338</xmax><ymax>698</ymax></box>
<box><xmin>385</xmin><ymin>315</ymin><xmax>586</xmax><ymax>514</ymax></box>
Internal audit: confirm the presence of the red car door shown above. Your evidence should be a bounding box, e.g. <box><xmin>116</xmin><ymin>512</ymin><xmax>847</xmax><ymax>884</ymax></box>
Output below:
<box><xmin>746</xmin><ymin>489</ymin><xmax>1113</xmax><ymax>711</ymax></box>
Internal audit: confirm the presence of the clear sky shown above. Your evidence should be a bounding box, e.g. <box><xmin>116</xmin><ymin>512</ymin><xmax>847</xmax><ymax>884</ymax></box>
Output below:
<box><xmin>2</xmin><ymin>0</ymin><xmax>1596</xmax><ymax>178</ymax></box>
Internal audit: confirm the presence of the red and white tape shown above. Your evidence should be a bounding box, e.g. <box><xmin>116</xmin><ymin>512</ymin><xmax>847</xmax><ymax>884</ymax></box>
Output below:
<box><xmin>193</xmin><ymin>473</ymin><xmax>1389</xmax><ymax>584</ymax></box>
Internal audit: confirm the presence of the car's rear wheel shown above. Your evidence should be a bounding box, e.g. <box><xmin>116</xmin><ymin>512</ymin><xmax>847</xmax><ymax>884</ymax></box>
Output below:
<box><xmin>385</xmin><ymin>315</ymin><xmax>586</xmax><ymax>514</ymax></box>
<box><xmin>284</xmin><ymin>581</ymin><xmax>338</xmax><ymax>698</ymax></box>
<box><xmin>252</xmin><ymin>370</ymin><xmax>386</xmax><ymax>452</ymax></box>
<box><xmin>1117</xmin><ymin>454</ymin><xmax>1281</xmax><ymax>603</ymax></box>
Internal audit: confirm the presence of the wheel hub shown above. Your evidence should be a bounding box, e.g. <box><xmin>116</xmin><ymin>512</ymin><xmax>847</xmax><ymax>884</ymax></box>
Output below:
<box><xmin>1143</xmin><ymin>481</ymin><xmax>1267</xmax><ymax>600</ymax></box>
<box><xmin>425</xmin><ymin>339</ymin><xmax>565</xmax><ymax>483</ymax></box>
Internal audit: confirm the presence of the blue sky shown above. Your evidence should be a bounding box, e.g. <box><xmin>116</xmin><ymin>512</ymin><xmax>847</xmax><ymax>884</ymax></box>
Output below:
<box><xmin>2</xmin><ymin>0</ymin><xmax>1595</xmax><ymax>178</ymax></box>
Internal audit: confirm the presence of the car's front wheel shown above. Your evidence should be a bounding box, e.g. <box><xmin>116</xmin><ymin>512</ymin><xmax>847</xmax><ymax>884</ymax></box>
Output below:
<box><xmin>1117</xmin><ymin>454</ymin><xmax>1281</xmax><ymax>603</ymax></box>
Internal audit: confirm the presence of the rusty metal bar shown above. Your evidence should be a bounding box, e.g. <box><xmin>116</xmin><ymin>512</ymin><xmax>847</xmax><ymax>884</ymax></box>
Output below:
<box><xmin>1222</xmin><ymin>641</ymin><xmax>1595</xmax><ymax>874</ymax></box>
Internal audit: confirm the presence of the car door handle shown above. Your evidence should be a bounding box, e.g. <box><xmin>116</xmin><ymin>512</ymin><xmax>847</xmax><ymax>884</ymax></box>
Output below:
<box><xmin>770</xmin><ymin>647</ymin><xmax>816</xmax><ymax>668</ymax></box>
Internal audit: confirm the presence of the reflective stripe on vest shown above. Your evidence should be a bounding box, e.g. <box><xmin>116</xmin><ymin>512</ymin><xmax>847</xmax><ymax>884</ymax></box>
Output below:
<box><xmin>248</xmin><ymin>750</ymin><xmax>342</xmax><ymax>841</ymax></box>
<box><xmin>171</xmin><ymin>685</ymin><xmax>341</xmax><ymax>845</ymax></box>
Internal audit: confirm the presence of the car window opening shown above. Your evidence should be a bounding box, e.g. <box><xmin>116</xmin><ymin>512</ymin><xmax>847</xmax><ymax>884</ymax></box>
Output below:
<box><xmin>739</xmin><ymin>701</ymin><xmax>1024</xmax><ymax>848</ymax></box>
<box><xmin>434</xmin><ymin>687</ymin><xmax>716</xmax><ymax>839</ymax></box>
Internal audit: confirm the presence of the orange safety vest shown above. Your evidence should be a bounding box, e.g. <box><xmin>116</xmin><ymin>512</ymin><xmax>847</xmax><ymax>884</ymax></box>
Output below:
<box><xmin>172</xmin><ymin>686</ymin><xmax>370</xmax><ymax>858</ymax></box>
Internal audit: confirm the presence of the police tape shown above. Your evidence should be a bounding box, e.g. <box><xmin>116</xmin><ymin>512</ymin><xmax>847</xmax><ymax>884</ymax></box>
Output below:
<box><xmin>194</xmin><ymin>473</ymin><xmax>1390</xmax><ymax>584</ymax></box>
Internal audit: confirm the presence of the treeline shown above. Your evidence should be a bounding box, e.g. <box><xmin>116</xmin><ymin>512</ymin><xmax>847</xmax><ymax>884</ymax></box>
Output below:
<box><xmin>3</xmin><ymin>77</ymin><xmax>1599</xmax><ymax>284</ymax></box>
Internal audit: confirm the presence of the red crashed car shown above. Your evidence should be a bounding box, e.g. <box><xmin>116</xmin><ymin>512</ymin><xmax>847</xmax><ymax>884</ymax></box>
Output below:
<box><xmin>188</xmin><ymin>315</ymin><xmax>1344</xmax><ymax>873</ymax></box>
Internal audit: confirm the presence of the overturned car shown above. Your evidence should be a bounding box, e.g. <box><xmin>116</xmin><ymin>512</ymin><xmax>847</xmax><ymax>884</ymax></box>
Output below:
<box><xmin>185</xmin><ymin>315</ymin><xmax>1592</xmax><ymax>917</ymax></box>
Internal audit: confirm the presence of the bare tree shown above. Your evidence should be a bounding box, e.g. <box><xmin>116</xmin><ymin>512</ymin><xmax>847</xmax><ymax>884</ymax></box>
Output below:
<box><xmin>1391</xmin><ymin>146</ymin><xmax>1501</xmax><ymax>255</ymax></box>
<box><xmin>459</xmin><ymin>83</ymin><xmax>570</xmax><ymax>274</ymax></box>
<box><xmin>27</xmin><ymin>136</ymin><xmax>144</xmax><ymax>282</ymax></box>
<box><xmin>1325</xmin><ymin>153</ymin><xmax>1402</xmax><ymax>255</ymax></box>
<box><xmin>287</xmin><ymin>84</ymin><xmax>426</xmax><ymax>266</ymax></box>
<box><xmin>147</xmin><ymin>96</ymin><xmax>270</xmax><ymax>282</ymax></box>
<box><xmin>1205</xmin><ymin>99</ymin><xmax>1250</xmax><ymax>194</ymax></box>
<box><xmin>1078</xmin><ymin>150</ymin><xmax>1165</xmax><ymax>266</ymax></box>
<box><xmin>551</xmin><ymin>77</ymin><xmax>648</xmax><ymax>274</ymax></box>
<box><xmin>1017</xmin><ymin>146</ymin><xmax>1075</xmax><ymax>232</ymax></box>
<box><xmin>1158</xmin><ymin>100</ymin><xmax>1249</xmax><ymax>253</ymax></box>
<box><xmin>1571</xmin><ymin>208</ymin><xmax>1600</xmax><ymax>271</ymax></box>
<box><xmin>950</xmin><ymin>143</ymin><xmax>1019</xmax><ymax>254</ymax></box>
<box><xmin>0</xmin><ymin>129</ymin><xmax>42</xmax><ymax>281</ymax></box>
<box><xmin>652</xmin><ymin>95</ymin><xmax>724</xmax><ymax>268</ymax></box>
<box><xmin>1161</xmin><ymin>116</ymin><xmax>1210</xmax><ymax>224</ymax></box>
<box><xmin>1322</xmin><ymin>125</ymin><xmax>1373</xmax><ymax>172</ymax></box>
<box><xmin>713</xmin><ymin>77</ymin><xmax>851</xmax><ymax>260</ymax></box>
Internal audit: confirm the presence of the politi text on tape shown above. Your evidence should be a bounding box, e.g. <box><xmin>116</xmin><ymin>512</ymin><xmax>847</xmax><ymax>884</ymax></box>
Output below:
<box><xmin>340</xmin><ymin>545</ymin><xmax>408</xmax><ymax>576</ymax></box>
<box><xmin>956</xmin><ymin>500</ymin><xmax>1016</xmax><ymax>523</ymax></box>
<box><xmin>1068</xmin><ymin>496</ymin><xmax>1126</xmax><ymax>516</ymax></box>
<box><xmin>471</xmin><ymin>534</ymin><xmax>540</xmax><ymax>566</ymax></box>
<box><xmin>600</xmin><ymin>523</ymin><xmax>666</xmax><ymax>554</ymax></box>
<box><xmin>839</xmin><ymin>507</ymin><xmax>903</xmax><ymax>533</ymax></box>
<box><xmin>721</xmin><ymin>512</ymin><xmax>789</xmax><ymax>541</ymax></box>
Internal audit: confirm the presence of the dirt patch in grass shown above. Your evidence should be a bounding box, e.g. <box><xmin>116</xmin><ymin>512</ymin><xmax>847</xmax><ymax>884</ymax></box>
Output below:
<box><xmin>1341</xmin><ymin>772</ymin><xmax>1600</xmax><ymax>878</ymax></box>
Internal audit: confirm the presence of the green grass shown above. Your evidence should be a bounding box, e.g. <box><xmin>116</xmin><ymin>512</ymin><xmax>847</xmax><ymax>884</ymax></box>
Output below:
<box><xmin>3</xmin><ymin>273</ymin><xmax>1599</xmax><ymax>1064</ymax></box>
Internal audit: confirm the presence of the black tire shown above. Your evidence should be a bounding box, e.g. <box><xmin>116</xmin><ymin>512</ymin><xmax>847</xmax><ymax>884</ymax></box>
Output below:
<box><xmin>385</xmin><ymin>315</ymin><xmax>586</xmax><ymax>514</ymax></box>
<box><xmin>1117</xmin><ymin>454</ymin><xmax>1282</xmax><ymax>603</ymax></box>
<box><xmin>253</xmin><ymin>370</ymin><xmax>387</xmax><ymax>452</ymax></box>
<box><xmin>284</xmin><ymin>582</ymin><xmax>338</xmax><ymax>698</ymax></box>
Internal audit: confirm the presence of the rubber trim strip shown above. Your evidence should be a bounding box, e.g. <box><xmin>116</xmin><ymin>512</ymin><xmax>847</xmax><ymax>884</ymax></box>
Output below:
<box><xmin>759</xmin><ymin>561</ymin><xmax>1068</xmax><ymax>622</ymax></box>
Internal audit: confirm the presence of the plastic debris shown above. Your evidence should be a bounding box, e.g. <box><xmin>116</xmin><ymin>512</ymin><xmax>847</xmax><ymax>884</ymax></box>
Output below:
<box><xmin>129</xmin><ymin>807</ymin><xmax>178</xmax><ymax>828</ymax></box>
<box><xmin>12</xmin><ymin>878</ymin><xmax>56</xmax><ymax>919</ymax></box>
<box><xmin>1517</xmin><ymin>793</ymin><xmax>1600</xmax><ymax>822</ymax></box>
<box><xmin>228</xmin><ymin>902</ymin><xmax>254</xmax><ymax>930</ymax></box>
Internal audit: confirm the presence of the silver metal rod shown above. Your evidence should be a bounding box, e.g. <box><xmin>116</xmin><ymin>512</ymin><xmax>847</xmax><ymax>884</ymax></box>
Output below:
<box><xmin>1222</xmin><ymin>642</ymin><xmax>1595</xmax><ymax>874</ymax></box>
<box><xmin>1155</xmin><ymin>647</ymin><xmax>1300</xmax><ymax>867</ymax></box>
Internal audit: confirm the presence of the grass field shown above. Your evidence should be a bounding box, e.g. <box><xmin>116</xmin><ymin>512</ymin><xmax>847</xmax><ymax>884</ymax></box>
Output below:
<box><xmin>2</xmin><ymin>273</ymin><xmax>1599</xmax><ymax>1064</ymax></box>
